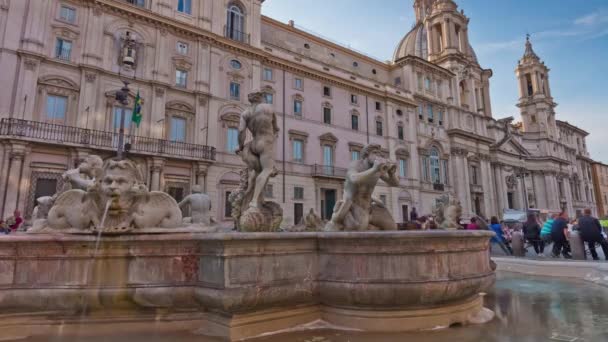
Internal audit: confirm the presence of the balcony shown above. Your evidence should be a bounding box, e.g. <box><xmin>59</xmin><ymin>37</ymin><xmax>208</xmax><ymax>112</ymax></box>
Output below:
<box><xmin>0</xmin><ymin>118</ymin><xmax>215</xmax><ymax>161</ymax></box>
<box><xmin>311</xmin><ymin>164</ymin><xmax>347</xmax><ymax>180</ymax></box>
<box><xmin>433</xmin><ymin>183</ymin><xmax>445</xmax><ymax>192</ymax></box>
<box><xmin>224</xmin><ymin>26</ymin><xmax>250</xmax><ymax>44</ymax></box>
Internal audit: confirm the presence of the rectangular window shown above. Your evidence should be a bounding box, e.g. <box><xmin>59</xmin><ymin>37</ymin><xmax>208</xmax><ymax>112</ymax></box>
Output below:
<box><xmin>294</xmin><ymin>186</ymin><xmax>304</xmax><ymax>200</ymax></box>
<box><xmin>112</xmin><ymin>106</ymin><xmax>132</xmax><ymax>131</ymax></box>
<box><xmin>177</xmin><ymin>0</ymin><xmax>192</xmax><ymax>14</ymax></box>
<box><xmin>294</xmin><ymin>78</ymin><xmax>303</xmax><ymax>90</ymax></box>
<box><xmin>127</xmin><ymin>0</ymin><xmax>146</xmax><ymax>6</ymax></box>
<box><xmin>417</xmin><ymin>73</ymin><xmax>423</xmax><ymax>90</ymax></box>
<box><xmin>375</xmin><ymin>101</ymin><xmax>382</xmax><ymax>111</ymax></box>
<box><xmin>294</xmin><ymin>203</ymin><xmax>304</xmax><ymax>225</ymax></box>
<box><xmin>168</xmin><ymin>187</ymin><xmax>185</xmax><ymax>203</ymax></box>
<box><xmin>33</xmin><ymin>179</ymin><xmax>58</xmax><ymax>209</ymax></box>
<box><xmin>176</xmin><ymin>69</ymin><xmax>188</xmax><ymax>87</ymax></box>
<box><xmin>351</xmin><ymin>115</ymin><xmax>359</xmax><ymax>131</ymax></box>
<box><xmin>399</xmin><ymin>159</ymin><xmax>407</xmax><ymax>178</ymax></box>
<box><xmin>424</xmin><ymin>77</ymin><xmax>431</xmax><ymax>91</ymax></box>
<box><xmin>323</xmin><ymin>86</ymin><xmax>331</xmax><ymax>97</ymax></box>
<box><xmin>170</xmin><ymin>117</ymin><xmax>187</xmax><ymax>142</ymax></box>
<box><xmin>395</xmin><ymin>77</ymin><xmax>402</xmax><ymax>87</ymax></box>
<box><xmin>293</xmin><ymin>139</ymin><xmax>303</xmax><ymax>163</ymax></box>
<box><xmin>422</xmin><ymin>156</ymin><xmax>430</xmax><ymax>182</ymax></box>
<box><xmin>176</xmin><ymin>41</ymin><xmax>189</xmax><ymax>55</ymax></box>
<box><xmin>264</xmin><ymin>184</ymin><xmax>273</xmax><ymax>198</ymax></box>
<box><xmin>59</xmin><ymin>5</ymin><xmax>76</xmax><ymax>23</ymax></box>
<box><xmin>46</xmin><ymin>95</ymin><xmax>68</xmax><ymax>122</ymax></box>
<box><xmin>264</xmin><ymin>93</ymin><xmax>273</xmax><ymax>104</ymax></box>
<box><xmin>263</xmin><ymin>68</ymin><xmax>273</xmax><ymax>81</ymax></box>
<box><xmin>379</xmin><ymin>195</ymin><xmax>387</xmax><ymax>206</ymax></box>
<box><xmin>323</xmin><ymin>107</ymin><xmax>331</xmax><ymax>124</ymax></box>
<box><xmin>350</xmin><ymin>94</ymin><xmax>358</xmax><ymax>104</ymax></box>
<box><xmin>226</xmin><ymin>127</ymin><xmax>239</xmax><ymax>153</ymax></box>
<box><xmin>351</xmin><ymin>150</ymin><xmax>360</xmax><ymax>161</ymax></box>
<box><xmin>427</xmin><ymin>104</ymin><xmax>434</xmax><ymax>123</ymax></box>
<box><xmin>418</xmin><ymin>105</ymin><xmax>423</xmax><ymax>120</ymax></box>
<box><xmin>323</xmin><ymin>145</ymin><xmax>333</xmax><ymax>167</ymax></box>
<box><xmin>55</xmin><ymin>38</ymin><xmax>72</xmax><ymax>61</ymax></box>
<box><xmin>376</xmin><ymin>120</ymin><xmax>383</xmax><ymax>136</ymax></box>
<box><xmin>230</xmin><ymin>82</ymin><xmax>240</xmax><ymax>100</ymax></box>
<box><xmin>294</xmin><ymin>100</ymin><xmax>303</xmax><ymax>116</ymax></box>
<box><xmin>442</xmin><ymin>160</ymin><xmax>449</xmax><ymax>186</ymax></box>
<box><xmin>438</xmin><ymin>110</ymin><xmax>444</xmax><ymax>126</ymax></box>
<box><xmin>398</xmin><ymin>125</ymin><xmax>404</xmax><ymax>140</ymax></box>
<box><xmin>471</xmin><ymin>165</ymin><xmax>478</xmax><ymax>185</ymax></box>
<box><xmin>225</xmin><ymin>191</ymin><xmax>232</xmax><ymax>218</ymax></box>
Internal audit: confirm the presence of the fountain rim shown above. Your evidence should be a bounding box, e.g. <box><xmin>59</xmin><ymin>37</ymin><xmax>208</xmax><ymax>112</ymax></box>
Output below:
<box><xmin>0</xmin><ymin>230</ymin><xmax>494</xmax><ymax>242</ymax></box>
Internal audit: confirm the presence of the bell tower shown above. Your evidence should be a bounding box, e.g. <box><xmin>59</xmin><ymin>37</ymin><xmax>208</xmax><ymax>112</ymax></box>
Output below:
<box><xmin>516</xmin><ymin>35</ymin><xmax>557</xmax><ymax>138</ymax></box>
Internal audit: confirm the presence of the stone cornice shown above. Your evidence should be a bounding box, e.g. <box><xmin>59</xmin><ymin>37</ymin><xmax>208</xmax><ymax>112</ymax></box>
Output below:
<box><xmin>78</xmin><ymin>0</ymin><xmax>417</xmax><ymax>107</ymax></box>
<box><xmin>446</xmin><ymin>129</ymin><xmax>494</xmax><ymax>144</ymax></box>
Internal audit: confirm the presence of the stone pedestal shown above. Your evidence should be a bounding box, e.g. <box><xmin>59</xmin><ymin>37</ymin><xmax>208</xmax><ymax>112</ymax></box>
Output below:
<box><xmin>569</xmin><ymin>230</ymin><xmax>586</xmax><ymax>260</ymax></box>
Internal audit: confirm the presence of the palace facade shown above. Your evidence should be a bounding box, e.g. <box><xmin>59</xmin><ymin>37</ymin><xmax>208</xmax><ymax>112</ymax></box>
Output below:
<box><xmin>0</xmin><ymin>0</ymin><xmax>597</xmax><ymax>225</ymax></box>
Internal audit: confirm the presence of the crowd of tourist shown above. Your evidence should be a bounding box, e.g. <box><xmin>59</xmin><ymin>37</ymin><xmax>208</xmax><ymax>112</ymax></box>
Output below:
<box><xmin>0</xmin><ymin>210</ymin><xmax>23</xmax><ymax>235</ymax></box>
<box><xmin>408</xmin><ymin>206</ymin><xmax>608</xmax><ymax>261</ymax></box>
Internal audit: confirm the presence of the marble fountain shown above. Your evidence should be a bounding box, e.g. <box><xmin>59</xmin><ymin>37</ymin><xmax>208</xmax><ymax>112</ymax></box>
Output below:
<box><xmin>0</xmin><ymin>91</ymin><xmax>495</xmax><ymax>341</ymax></box>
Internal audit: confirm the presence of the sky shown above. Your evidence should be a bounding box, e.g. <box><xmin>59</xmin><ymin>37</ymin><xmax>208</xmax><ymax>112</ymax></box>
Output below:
<box><xmin>261</xmin><ymin>0</ymin><xmax>608</xmax><ymax>163</ymax></box>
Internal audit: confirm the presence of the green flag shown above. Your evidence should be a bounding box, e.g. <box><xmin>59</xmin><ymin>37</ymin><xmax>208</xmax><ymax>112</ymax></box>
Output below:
<box><xmin>131</xmin><ymin>90</ymin><xmax>142</xmax><ymax>128</ymax></box>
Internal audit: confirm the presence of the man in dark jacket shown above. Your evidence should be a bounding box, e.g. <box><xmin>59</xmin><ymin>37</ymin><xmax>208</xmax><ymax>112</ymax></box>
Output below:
<box><xmin>578</xmin><ymin>208</ymin><xmax>608</xmax><ymax>260</ymax></box>
<box><xmin>551</xmin><ymin>212</ymin><xmax>571</xmax><ymax>259</ymax></box>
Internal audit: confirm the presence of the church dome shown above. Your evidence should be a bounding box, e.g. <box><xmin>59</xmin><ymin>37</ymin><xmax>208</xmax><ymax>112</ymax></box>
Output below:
<box><xmin>393</xmin><ymin>23</ymin><xmax>428</xmax><ymax>61</ymax></box>
<box><xmin>392</xmin><ymin>22</ymin><xmax>479</xmax><ymax>64</ymax></box>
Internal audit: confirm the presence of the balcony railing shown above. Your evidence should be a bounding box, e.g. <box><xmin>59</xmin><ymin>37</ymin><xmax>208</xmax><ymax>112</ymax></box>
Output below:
<box><xmin>224</xmin><ymin>26</ymin><xmax>250</xmax><ymax>44</ymax></box>
<box><xmin>433</xmin><ymin>183</ymin><xmax>445</xmax><ymax>192</ymax></box>
<box><xmin>311</xmin><ymin>164</ymin><xmax>347</xmax><ymax>179</ymax></box>
<box><xmin>0</xmin><ymin>118</ymin><xmax>215</xmax><ymax>161</ymax></box>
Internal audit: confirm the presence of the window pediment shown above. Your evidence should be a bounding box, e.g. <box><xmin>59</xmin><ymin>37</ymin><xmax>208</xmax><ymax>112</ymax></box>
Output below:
<box><xmin>395</xmin><ymin>148</ymin><xmax>410</xmax><ymax>158</ymax></box>
<box><xmin>173</xmin><ymin>56</ymin><xmax>192</xmax><ymax>71</ymax></box>
<box><xmin>348</xmin><ymin>142</ymin><xmax>364</xmax><ymax>151</ymax></box>
<box><xmin>221</xmin><ymin>113</ymin><xmax>241</xmax><ymax>127</ymax></box>
<box><xmin>288</xmin><ymin>129</ymin><xmax>308</xmax><ymax>142</ymax></box>
<box><xmin>39</xmin><ymin>76</ymin><xmax>79</xmax><ymax>91</ymax></box>
<box><xmin>51</xmin><ymin>24</ymin><xmax>80</xmax><ymax>40</ymax></box>
<box><xmin>319</xmin><ymin>132</ymin><xmax>338</xmax><ymax>145</ymax></box>
<box><xmin>166</xmin><ymin>100</ymin><xmax>194</xmax><ymax>113</ymax></box>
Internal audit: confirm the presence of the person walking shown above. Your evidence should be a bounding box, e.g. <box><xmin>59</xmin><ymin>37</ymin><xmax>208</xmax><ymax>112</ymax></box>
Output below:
<box><xmin>551</xmin><ymin>212</ymin><xmax>572</xmax><ymax>259</ymax></box>
<box><xmin>490</xmin><ymin>217</ymin><xmax>511</xmax><ymax>255</ymax></box>
<box><xmin>410</xmin><ymin>207</ymin><xmax>418</xmax><ymax>222</ymax></box>
<box><xmin>541</xmin><ymin>214</ymin><xmax>556</xmax><ymax>245</ymax></box>
<box><xmin>578</xmin><ymin>208</ymin><xmax>608</xmax><ymax>261</ymax></box>
<box><xmin>523</xmin><ymin>213</ymin><xmax>544</xmax><ymax>256</ymax></box>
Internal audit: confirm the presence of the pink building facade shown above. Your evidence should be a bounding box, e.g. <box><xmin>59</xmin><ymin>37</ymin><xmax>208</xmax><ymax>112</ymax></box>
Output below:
<box><xmin>0</xmin><ymin>0</ymin><xmax>597</xmax><ymax>226</ymax></box>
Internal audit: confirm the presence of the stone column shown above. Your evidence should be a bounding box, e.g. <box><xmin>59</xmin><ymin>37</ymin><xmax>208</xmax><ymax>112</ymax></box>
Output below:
<box><xmin>442</xmin><ymin>19</ymin><xmax>452</xmax><ymax>48</ymax></box>
<box><xmin>150</xmin><ymin>158</ymin><xmax>165</xmax><ymax>191</ymax></box>
<box><xmin>2</xmin><ymin>142</ymin><xmax>27</xmax><ymax>218</ymax></box>
<box><xmin>493</xmin><ymin>165</ymin><xmax>505</xmax><ymax>214</ymax></box>
<box><xmin>196</xmin><ymin>162</ymin><xmax>210</xmax><ymax>193</ymax></box>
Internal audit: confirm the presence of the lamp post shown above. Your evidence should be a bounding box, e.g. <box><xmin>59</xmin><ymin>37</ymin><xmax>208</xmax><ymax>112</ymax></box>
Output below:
<box><xmin>115</xmin><ymin>81</ymin><xmax>130</xmax><ymax>159</ymax></box>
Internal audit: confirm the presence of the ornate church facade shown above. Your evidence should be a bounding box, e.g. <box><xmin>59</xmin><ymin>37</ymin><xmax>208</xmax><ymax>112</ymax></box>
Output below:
<box><xmin>0</xmin><ymin>0</ymin><xmax>596</xmax><ymax>225</ymax></box>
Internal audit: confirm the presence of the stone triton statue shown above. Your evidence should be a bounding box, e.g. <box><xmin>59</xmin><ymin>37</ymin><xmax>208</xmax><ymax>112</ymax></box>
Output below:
<box><xmin>178</xmin><ymin>185</ymin><xmax>212</xmax><ymax>225</ymax></box>
<box><xmin>229</xmin><ymin>91</ymin><xmax>283</xmax><ymax>232</ymax></box>
<box><xmin>44</xmin><ymin>157</ymin><xmax>182</xmax><ymax>234</ymax></box>
<box><xmin>325</xmin><ymin>144</ymin><xmax>400</xmax><ymax>231</ymax></box>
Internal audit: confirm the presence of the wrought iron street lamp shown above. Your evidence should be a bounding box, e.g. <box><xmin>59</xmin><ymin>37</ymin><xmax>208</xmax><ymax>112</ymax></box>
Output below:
<box><xmin>115</xmin><ymin>81</ymin><xmax>130</xmax><ymax>159</ymax></box>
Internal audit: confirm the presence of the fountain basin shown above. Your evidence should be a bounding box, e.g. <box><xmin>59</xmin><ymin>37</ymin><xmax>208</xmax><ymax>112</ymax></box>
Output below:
<box><xmin>0</xmin><ymin>230</ymin><xmax>494</xmax><ymax>340</ymax></box>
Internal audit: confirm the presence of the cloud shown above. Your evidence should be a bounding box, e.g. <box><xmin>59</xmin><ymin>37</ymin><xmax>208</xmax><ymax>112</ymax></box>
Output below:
<box><xmin>574</xmin><ymin>11</ymin><xmax>608</xmax><ymax>26</ymax></box>
<box><xmin>477</xmin><ymin>9</ymin><xmax>608</xmax><ymax>54</ymax></box>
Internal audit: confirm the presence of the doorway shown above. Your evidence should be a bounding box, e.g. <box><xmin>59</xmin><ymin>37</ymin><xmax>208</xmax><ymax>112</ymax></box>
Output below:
<box><xmin>321</xmin><ymin>189</ymin><xmax>336</xmax><ymax>220</ymax></box>
<box><xmin>401</xmin><ymin>205</ymin><xmax>409</xmax><ymax>223</ymax></box>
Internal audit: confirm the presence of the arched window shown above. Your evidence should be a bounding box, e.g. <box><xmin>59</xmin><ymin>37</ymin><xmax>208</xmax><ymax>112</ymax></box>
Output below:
<box><xmin>430</xmin><ymin>147</ymin><xmax>441</xmax><ymax>184</ymax></box>
<box><xmin>226</xmin><ymin>4</ymin><xmax>245</xmax><ymax>42</ymax></box>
